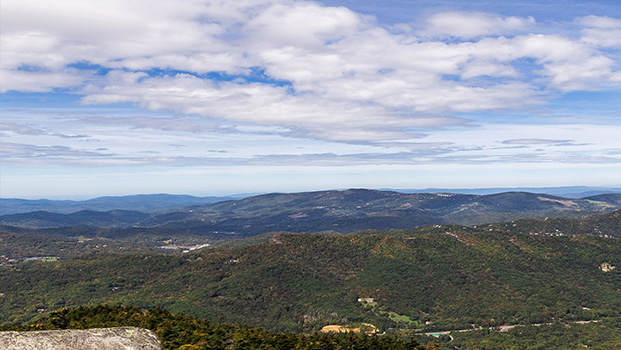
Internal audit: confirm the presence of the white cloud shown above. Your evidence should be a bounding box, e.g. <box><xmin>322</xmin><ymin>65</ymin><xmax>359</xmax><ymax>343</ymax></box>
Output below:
<box><xmin>1</xmin><ymin>0</ymin><xmax>620</xmax><ymax>145</ymax></box>
<box><xmin>460</xmin><ymin>59</ymin><xmax>519</xmax><ymax>79</ymax></box>
<box><xmin>578</xmin><ymin>15</ymin><xmax>621</xmax><ymax>29</ymax></box>
<box><xmin>454</xmin><ymin>34</ymin><xmax>619</xmax><ymax>91</ymax></box>
<box><xmin>0</xmin><ymin>0</ymin><xmax>239</xmax><ymax>76</ymax></box>
<box><xmin>80</xmin><ymin>71</ymin><xmax>465</xmax><ymax>142</ymax></box>
<box><xmin>578</xmin><ymin>16</ymin><xmax>621</xmax><ymax>48</ymax></box>
<box><xmin>245</xmin><ymin>3</ymin><xmax>366</xmax><ymax>48</ymax></box>
<box><xmin>0</xmin><ymin>69</ymin><xmax>87</xmax><ymax>93</ymax></box>
<box><xmin>419</xmin><ymin>12</ymin><xmax>535</xmax><ymax>39</ymax></box>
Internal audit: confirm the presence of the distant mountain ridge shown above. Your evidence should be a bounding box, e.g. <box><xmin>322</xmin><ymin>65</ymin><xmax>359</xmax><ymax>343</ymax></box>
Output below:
<box><xmin>2</xmin><ymin>189</ymin><xmax>621</xmax><ymax>236</ymax></box>
<box><xmin>0</xmin><ymin>194</ymin><xmax>235</xmax><ymax>215</ymax></box>
<box><xmin>4</xmin><ymin>186</ymin><xmax>619</xmax><ymax>215</ymax></box>
<box><xmin>139</xmin><ymin>189</ymin><xmax>621</xmax><ymax>232</ymax></box>
<box><xmin>389</xmin><ymin>186</ymin><xmax>621</xmax><ymax>198</ymax></box>
<box><xmin>0</xmin><ymin>210</ymin><xmax>150</xmax><ymax>228</ymax></box>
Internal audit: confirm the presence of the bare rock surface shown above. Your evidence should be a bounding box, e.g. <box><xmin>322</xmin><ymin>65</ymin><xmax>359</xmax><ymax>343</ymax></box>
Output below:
<box><xmin>0</xmin><ymin>327</ymin><xmax>161</xmax><ymax>350</ymax></box>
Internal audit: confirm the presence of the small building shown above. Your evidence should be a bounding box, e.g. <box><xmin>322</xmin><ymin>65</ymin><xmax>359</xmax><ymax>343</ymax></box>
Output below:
<box><xmin>357</xmin><ymin>297</ymin><xmax>374</xmax><ymax>303</ymax></box>
<box><xmin>600</xmin><ymin>262</ymin><xmax>616</xmax><ymax>272</ymax></box>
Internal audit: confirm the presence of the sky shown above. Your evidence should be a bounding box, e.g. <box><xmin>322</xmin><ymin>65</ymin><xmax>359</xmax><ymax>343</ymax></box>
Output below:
<box><xmin>1</xmin><ymin>0</ymin><xmax>620</xmax><ymax>199</ymax></box>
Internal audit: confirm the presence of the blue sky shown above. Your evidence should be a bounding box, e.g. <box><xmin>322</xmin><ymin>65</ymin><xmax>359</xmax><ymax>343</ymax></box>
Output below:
<box><xmin>1</xmin><ymin>0</ymin><xmax>620</xmax><ymax>199</ymax></box>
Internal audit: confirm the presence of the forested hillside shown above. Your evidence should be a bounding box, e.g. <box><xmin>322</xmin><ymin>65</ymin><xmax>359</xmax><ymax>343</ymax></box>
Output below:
<box><xmin>1</xmin><ymin>229</ymin><xmax>619</xmax><ymax>334</ymax></box>
<box><xmin>489</xmin><ymin>209</ymin><xmax>621</xmax><ymax>237</ymax></box>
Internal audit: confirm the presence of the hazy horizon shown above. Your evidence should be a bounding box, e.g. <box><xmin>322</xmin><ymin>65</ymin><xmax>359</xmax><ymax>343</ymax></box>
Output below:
<box><xmin>3</xmin><ymin>185</ymin><xmax>620</xmax><ymax>201</ymax></box>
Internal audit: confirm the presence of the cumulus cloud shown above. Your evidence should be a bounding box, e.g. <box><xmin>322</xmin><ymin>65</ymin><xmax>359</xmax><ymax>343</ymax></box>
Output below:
<box><xmin>419</xmin><ymin>12</ymin><xmax>535</xmax><ymax>39</ymax></box>
<box><xmin>80</xmin><ymin>71</ymin><xmax>472</xmax><ymax>142</ymax></box>
<box><xmin>1</xmin><ymin>68</ymin><xmax>90</xmax><ymax>93</ymax></box>
<box><xmin>245</xmin><ymin>3</ymin><xmax>366</xmax><ymax>48</ymax></box>
<box><xmin>1</xmin><ymin>0</ymin><xmax>620</xmax><ymax>146</ymax></box>
<box><xmin>578</xmin><ymin>15</ymin><xmax>621</xmax><ymax>48</ymax></box>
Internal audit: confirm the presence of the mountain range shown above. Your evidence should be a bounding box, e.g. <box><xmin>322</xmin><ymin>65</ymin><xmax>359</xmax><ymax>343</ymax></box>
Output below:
<box><xmin>2</xmin><ymin>190</ymin><xmax>621</xmax><ymax>239</ymax></box>
<box><xmin>4</xmin><ymin>186</ymin><xmax>621</xmax><ymax>215</ymax></box>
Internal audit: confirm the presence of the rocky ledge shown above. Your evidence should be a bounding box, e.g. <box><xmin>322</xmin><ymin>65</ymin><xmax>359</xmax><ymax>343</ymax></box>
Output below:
<box><xmin>0</xmin><ymin>327</ymin><xmax>161</xmax><ymax>350</ymax></box>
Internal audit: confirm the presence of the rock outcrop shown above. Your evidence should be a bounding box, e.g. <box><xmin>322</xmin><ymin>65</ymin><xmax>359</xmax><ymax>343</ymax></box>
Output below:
<box><xmin>0</xmin><ymin>327</ymin><xmax>161</xmax><ymax>350</ymax></box>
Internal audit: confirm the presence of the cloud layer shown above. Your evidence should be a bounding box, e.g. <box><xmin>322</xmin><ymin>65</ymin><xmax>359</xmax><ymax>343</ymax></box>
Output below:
<box><xmin>3</xmin><ymin>0</ymin><xmax>620</xmax><ymax>144</ymax></box>
<box><xmin>1</xmin><ymin>0</ymin><xmax>621</xmax><ymax>198</ymax></box>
